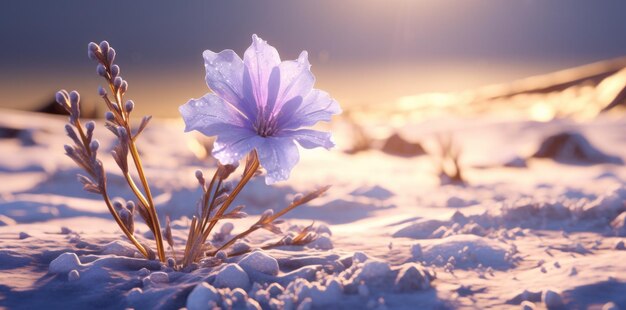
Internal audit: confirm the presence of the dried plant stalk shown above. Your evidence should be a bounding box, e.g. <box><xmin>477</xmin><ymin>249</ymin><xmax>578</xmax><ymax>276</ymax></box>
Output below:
<box><xmin>58</xmin><ymin>40</ymin><xmax>331</xmax><ymax>269</ymax></box>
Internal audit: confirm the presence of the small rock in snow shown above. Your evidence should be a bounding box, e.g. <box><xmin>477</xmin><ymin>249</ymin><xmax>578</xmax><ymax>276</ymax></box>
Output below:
<box><xmin>308</xmin><ymin>235</ymin><xmax>333</xmax><ymax>250</ymax></box>
<box><xmin>214</xmin><ymin>264</ymin><xmax>249</xmax><ymax>289</ymax></box>
<box><xmin>68</xmin><ymin>269</ymin><xmax>80</xmax><ymax>282</ymax></box>
<box><xmin>316</xmin><ymin>224</ymin><xmax>332</xmax><ymax>236</ymax></box>
<box><xmin>446</xmin><ymin>196</ymin><xmax>466</xmax><ymax>208</ymax></box>
<box><xmin>138</xmin><ymin>268</ymin><xmax>150</xmax><ymax>277</ymax></box>
<box><xmin>358</xmin><ymin>261</ymin><xmax>391</xmax><ymax>281</ymax></box>
<box><xmin>394</xmin><ymin>263</ymin><xmax>431</xmax><ymax>292</ymax></box>
<box><xmin>542</xmin><ymin>290</ymin><xmax>564</xmax><ymax>309</ymax></box>
<box><xmin>238</xmin><ymin>251</ymin><xmax>279</xmax><ymax>276</ymax></box>
<box><xmin>18</xmin><ymin>232</ymin><xmax>31</xmax><ymax>239</ymax></box>
<box><xmin>350</xmin><ymin>185</ymin><xmax>394</xmax><ymax>200</ymax></box>
<box><xmin>186</xmin><ymin>282</ymin><xmax>220</xmax><ymax>310</ymax></box>
<box><xmin>49</xmin><ymin>252</ymin><xmax>81</xmax><ymax>274</ymax></box>
<box><xmin>615</xmin><ymin>240</ymin><xmax>626</xmax><ymax>250</ymax></box>
<box><xmin>60</xmin><ymin>227</ymin><xmax>72</xmax><ymax>234</ymax></box>
<box><xmin>149</xmin><ymin>271</ymin><xmax>169</xmax><ymax>283</ymax></box>
<box><xmin>353</xmin><ymin>252</ymin><xmax>369</xmax><ymax>263</ymax></box>
<box><xmin>504</xmin><ymin>156</ymin><xmax>527</xmax><ymax>168</ymax></box>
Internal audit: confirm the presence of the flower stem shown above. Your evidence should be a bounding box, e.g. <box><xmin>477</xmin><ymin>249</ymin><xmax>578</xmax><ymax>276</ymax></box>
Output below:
<box><xmin>101</xmin><ymin>186</ymin><xmax>150</xmax><ymax>258</ymax></box>
<box><xmin>126</xmin><ymin>138</ymin><xmax>166</xmax><ymax>262</ymax></box>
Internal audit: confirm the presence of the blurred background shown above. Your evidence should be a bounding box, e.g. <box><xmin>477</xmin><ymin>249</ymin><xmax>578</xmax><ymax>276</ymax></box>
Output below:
<box><xmin>2</xmin><ymin>0</ymin><xmax>626</xmax><ymax>119</ymax></box>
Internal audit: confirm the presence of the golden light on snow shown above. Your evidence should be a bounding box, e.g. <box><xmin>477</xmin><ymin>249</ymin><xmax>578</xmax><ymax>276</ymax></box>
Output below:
<box><xmin>529</xmin><ymin>102</ymin><xmax>555</xmax><ymax>122</ymax></box>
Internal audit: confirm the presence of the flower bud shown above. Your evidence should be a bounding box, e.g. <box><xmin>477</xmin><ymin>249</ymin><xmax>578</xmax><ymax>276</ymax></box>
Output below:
<box><xmin>99</xmin><ymin>41</ymin><xmax>110</xmax><ymax>54</ymax></box>
<box><xmin>107</xmin><ymin>48</ymin><xmax>116</xmax><ymax>63</ymax></box>
<box><xmin>87</xmin><ymin>42</ymin><xmax>99</xmax><ymax>60</ymax></box>
<box><xmin>88</xmin><ymin>42</ymin><xmax>99</xmax><ymax>53</ymax></box>
<box><xmin>120</xmin><ymin>80</ymin><xmax>128</xmax><ymax>93</ymax></box>
<box><xmin>105</xmin><ymin>111</ymin><xmax>115</xmax><ymax>122</ymax></box>
<box><xmin>56</xmin><ymin>90</ymin><xmax>69</xmax><ymax>104</ymax></box>
<box><xmin>126</xmin><ymin>201</ymin><xmax>135</xmax><ymax>213</ymax></box>
<box><xmin>112</xmin><ymin>200</ymin><xmax>123</xmax><ymax>212</ymax></box>
<box><xmin>195</xmin><ymin>170</ymin><xmax>204</xmax><ymax>185</ymax></box>
<box><xmin>85</xmin><ymin>121</ymin><xmax>95</xmax><ymax>132</ymax></box>
<box><xmin>292</xmin><ymin>193</ymin><xmax>304</xmax><ymax>203</ymax></box>
<box><xmin>113</xmin><ymin>76</ymin><xmax>123</xmax><ymax>88</ymax></box>
<box><xmin>261</xmin><ymin>209</ymin><xmax>274</xmax><ymax>219</ymax></box>
<box><xmin>124</xmin><ymin>100</ymin><xmax>134</xmax><ymax>113</ymax></box>
<box><xmin>117</xmin><ymin>126</ymin><xmax>127</xmax><ymax>137</ymax></box>
<box><xmin>89</xmin><ymin>140</ymin><xmax>100</xmax><ymax>152</ymax></box>
<box><xmin>110</xmin><ymin>65</ymin><xmax>120</xmax><ymax>78</ymax></box>
<box><xmin>69</xmin><ymin>91</ymin><xmax>80</xmax><ymax>105</ymax></box>
<box><xmin>98</xmin><ymin>86</ymin><xmax>107</xmax><ymax>97</ymax></box>
<box><xmin>97</xmin><ymin>64</ymin><xmax>107</xmax><ymax>77</ymax></box>
<box><xmin>64</xmin><ymin>144</ymin><xmax>74</xmax><ymax>155</ymax></box>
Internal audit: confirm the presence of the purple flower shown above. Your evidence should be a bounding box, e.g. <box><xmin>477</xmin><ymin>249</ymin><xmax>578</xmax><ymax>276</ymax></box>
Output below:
<box><xmin>180</xmin><ymin>35</ymin><xmax>341</xmax><ymax>184</ymax></box>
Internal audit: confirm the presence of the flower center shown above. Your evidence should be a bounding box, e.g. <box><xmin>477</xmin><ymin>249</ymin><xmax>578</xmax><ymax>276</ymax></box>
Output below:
<box><xmin>254</xmin><ymin>109</ymin><xmax>278</xmax><ymax>137</ymax></box>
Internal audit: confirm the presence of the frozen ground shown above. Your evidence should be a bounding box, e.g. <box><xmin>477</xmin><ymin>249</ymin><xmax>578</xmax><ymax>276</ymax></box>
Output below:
<box><xmin>0</xmin><ymin>108</ymin><xmax>625</xmax><ymax>309</ymax></box>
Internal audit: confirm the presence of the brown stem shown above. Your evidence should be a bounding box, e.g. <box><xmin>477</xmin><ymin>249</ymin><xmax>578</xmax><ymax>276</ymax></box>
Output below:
<box><xmin>202</xmin><ymin>152</ymin><xmax>259</xmax><ymax>244</ymax></box>
<box><xmin>127</xmin><ymin>139</ymin><xmax>166</xmax><ymax>262</ymax></box>
<box><xmin>101</xmin><ymin>185</ymin><xmax>150</xmax><ymax>258</ymax></box>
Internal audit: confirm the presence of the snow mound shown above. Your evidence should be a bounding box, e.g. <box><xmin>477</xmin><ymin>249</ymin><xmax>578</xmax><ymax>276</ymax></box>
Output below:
<box><xmin>393</xmin><ymin>219</ymin><xmax>449</xmax><ymax>239</ymax></box>
<box><xmin>186</xmin><ymin>282</ymin><xmax>220</xmax><ymax>310</ymax></box>
<box><xmin>380</xmin><ymin>133</ymin><xmax>426</xmax><ymax>157</ymax></box>
<box><xmin>542</xmin><ymin>289</ymin><xmax>564</xmax><ymax>309</ymax></box>
<box><xmin>307</xmin><ymin>235</ymin><xmax>334</xmax><ymax>250</ymax></box>
<box><xmin>350</xmin><ymin>185</ymin><xmax>394</xmax><ymax>200</ymax></box>
<box><xmin>238</xmin><ymin>251</ymin><xmax>279</xmax><ymax>276</ymax></box>
<box><xmin>418</xmin><ymin>234</ymin><xmax>514</xmax><ymax>270</ymax></box>
<box><xmin>214</xmin><ymin>264</ymin><xmax>250</xmax><ymax>289</ymax></box>
<box><xmin>101</xmin><ymin>240</ymin><xmax>139</xmax><ymax>257</ymax></box>
<box><xmin>532</xmin><ymin>132</ymin><xmax>623</xmax><ymax>165</ymax></box>
<box><xmin>394</xmin><ymin>263</ymin><xmax>432</xmax><ymax>292</ymax></box>
<box><xmin>49</xmin><ymin>252</ymin><xmax>82</xmax><ymax>274</ymax></box>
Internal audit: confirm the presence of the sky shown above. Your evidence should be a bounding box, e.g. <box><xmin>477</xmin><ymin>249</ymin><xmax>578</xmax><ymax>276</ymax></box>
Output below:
<box><xmin>2</xmin><ymin>1</ymin><xmax>626</xmax><ymax>115</ymax></box>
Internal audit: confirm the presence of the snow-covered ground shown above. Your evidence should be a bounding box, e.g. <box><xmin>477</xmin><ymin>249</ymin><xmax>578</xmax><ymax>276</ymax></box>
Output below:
<box><xmin>0</xmin><ymin>108</ymin><xmax>625</xmax><ymax>309</ymax></box>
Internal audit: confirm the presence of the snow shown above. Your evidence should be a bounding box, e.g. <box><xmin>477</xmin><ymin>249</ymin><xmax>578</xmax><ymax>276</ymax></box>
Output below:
<box><xmin>214</xmin><ymin>264</ymin><xmax>250</xmax><ymax>289</ymax></box>
<box><xmin>542</xmin><ymin>289</ymin><xmax>564</xmax><ymax>309</ymax></box>
<box><xmin>1</xmin><ymin>109</ymin><xmax>626</xmax><ymax>309</ymax></box>
<box><xmin>238</xmin><ymin>251</ymin><xmax>280</xmax><ymax>276</ymax></box>
<box><xmin>49</xmin><ymin>252</ymin><xmax>82</xmax><ymax>274</ymax></box>
<box><xmin>186</xmin><ymin>282</ymin><xmax>220</xmax><ymax>310</ymax></box>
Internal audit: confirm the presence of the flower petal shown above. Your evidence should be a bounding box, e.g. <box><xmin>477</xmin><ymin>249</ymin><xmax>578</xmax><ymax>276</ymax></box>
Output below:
<box><xmin>212</xmin><ymin>127</ymin><xmax>263</xmax><ymax>165</ymax></box>
<box><xmin>277</xmin><ymin>89</ymin><xmax>342</xmax><ymax>130</ymax></box>
<box><xmin>269</xmin><ymin>51</ymin><xmax>314</xmax><ymax>118</ymax></box>
<box><xmin>179</xmin><ymin>93</ymin><xmax>249</xmax><ymax>136</ymax></box>
<box><xmin>256</xmin><ymin>137</ymin><xmax>300</xmax><ymax>184</ymax></box>
<box><xmin>243</xmin><ymin>34</ymin><xmax>281</xmax><ymax>117</ymax></box>
<box><xmin>203</xmin><ymin>49</ymin><xmax>257</xmax><ymax>121</ymax></box>
<box><xmin>278</xmin><ymin>129</ymin><xmax>335</xmax><ymax>149</ymax></box>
